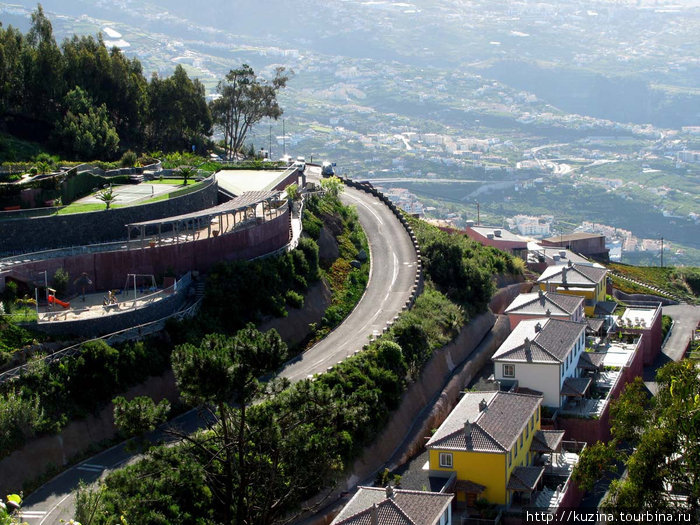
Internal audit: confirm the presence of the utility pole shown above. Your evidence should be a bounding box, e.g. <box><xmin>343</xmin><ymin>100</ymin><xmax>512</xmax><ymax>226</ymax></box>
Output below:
<box><xmin>660</xmin><ymin>236</ymin><xmax>664</xmax><ymax>267</ymax></box>
<box><xmin>283</xmin><ymin>119</ymin><xmax>286</xmax><ymax>157</ymax></box>
<box><xmin>269</xmin><ymin>122</ymin><xmax>272</xmax><ymax>159</ymax></box>
<box><xmin>475</xmin><ymin>201</ymin><xmax>480</xmax><ymax>225</ymax></box>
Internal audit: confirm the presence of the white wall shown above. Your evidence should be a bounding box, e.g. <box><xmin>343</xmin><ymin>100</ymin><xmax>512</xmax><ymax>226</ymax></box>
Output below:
<box><xmin>494</xmin><ymin>361</ymin><xmax>561</xmax><ymax>407</ymax></box>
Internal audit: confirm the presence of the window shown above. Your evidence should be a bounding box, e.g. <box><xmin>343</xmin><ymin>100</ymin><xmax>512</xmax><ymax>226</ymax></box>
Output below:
<box><xmin>519</xmin><ymin>434</ymin><xmax>523</xmax><ymax>449</ymax></box>
<box><xmin>503</xmin><ymin>363</ymin><xmax>515</xmax><ymax>378</ymax></box>
<box><xmin>439</xmin><ymin>452</ymin><xmax>453</xmax><ymax>468</ymax></box>
<box><xmin>536</xmin><ymin>409</ymin><xmax>540</xmax><ymax>422</ymax></box>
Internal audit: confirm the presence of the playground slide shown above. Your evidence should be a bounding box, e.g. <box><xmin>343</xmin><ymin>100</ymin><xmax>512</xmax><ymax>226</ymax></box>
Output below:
<box><xmin>48</xmin><ymin>295</ymin><xmax>70</xmax><ymax>309</ymax></box>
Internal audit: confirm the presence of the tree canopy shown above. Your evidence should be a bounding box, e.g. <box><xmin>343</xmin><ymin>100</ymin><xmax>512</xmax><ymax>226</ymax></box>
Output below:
<box><xmin>574</xmin><ymin>361</ymin><xmax>700</xmax><ymax>515</ymax></box>
<box><xmin>210</xmin><ymin>64</ymin><xmax>288</xmax><ymax>159</ymax></box>
<box><xmin>0</xmin><ymin>5</ymin><xmax>212</xmax><ymax>159</ymax></box>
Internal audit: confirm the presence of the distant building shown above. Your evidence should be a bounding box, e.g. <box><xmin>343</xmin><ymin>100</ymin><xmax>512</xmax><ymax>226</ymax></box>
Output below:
<box><xmin>464</xmin><ymin>224</ymin><xmax>528</xmax><ymax>256</ymax></box>
<box><xmin>677</xmin><ymin>150</ymin><xmax>700</xmax><ymax>163</ymax></box>
<box><xmin>541</xmin><ymin>233</ymin><xmax>609</xmax><ymax>262</ymax></box>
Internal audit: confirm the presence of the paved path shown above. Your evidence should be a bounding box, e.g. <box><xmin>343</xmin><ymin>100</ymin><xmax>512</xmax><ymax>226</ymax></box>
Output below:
<box><xmin>20</xmin><ymin>172</ymin><xmax>418</xmax><ymax>524</ymax></box>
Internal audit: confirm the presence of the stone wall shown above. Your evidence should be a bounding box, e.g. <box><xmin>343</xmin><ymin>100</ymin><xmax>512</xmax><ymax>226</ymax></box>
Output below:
<box><xmin>0</xmin><ymin>178</ymin><xmax>219</xmax><ymax>255</ymax></box>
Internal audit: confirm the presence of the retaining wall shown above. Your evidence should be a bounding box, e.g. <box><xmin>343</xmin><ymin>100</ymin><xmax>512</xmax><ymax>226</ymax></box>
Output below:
<box><xmin>31</xmin><ymin>287</ymin><xmax>189</xmax><ymax>338</ymax></box>
<box><xmin>0</xmin><ymin>178</ymin><xmax>219</xmax><ymax>255</ymax></box>
<box><xmin>4</xmin><ymin>209</ymin><xmax>291</xmax><ymax>293</ymax></box>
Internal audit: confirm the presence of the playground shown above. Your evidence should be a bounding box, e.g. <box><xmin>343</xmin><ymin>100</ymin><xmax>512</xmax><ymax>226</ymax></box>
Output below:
<box><xmin>39</xmin><ymin>275</ymin><xmax>172</xmax><ymax>323</ymax></box>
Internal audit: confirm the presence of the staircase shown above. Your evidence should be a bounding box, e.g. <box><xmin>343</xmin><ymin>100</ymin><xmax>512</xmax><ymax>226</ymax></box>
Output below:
<box><xmin>194</xmin><ymin>281</ymin><xmax>206</xmax><ymax>298</ymax></box>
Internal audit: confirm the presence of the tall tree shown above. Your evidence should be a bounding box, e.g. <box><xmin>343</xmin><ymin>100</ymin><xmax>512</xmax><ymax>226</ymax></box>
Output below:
<box><xmin>25</xmin><ymin>4</ymin><xmax>63</xmax><ymax>124</ymax></box>
<box><xmin>146</xmin><ymin>65</ymin><xmax>212</xmax><ymax>152</ymax></box>
<box><xmin>171</xmin><ymin>325</ymin><xmax>288</xmax><ymax>524</ymax></box>
<box><xmin>574</xmin><ymin>361</ymin><xmax>700</xmax><ymax>514</ymax></box>
<box><xmin>55</xmin><ymin>86</ymin><xmax>119</xmax><ymax>159</ymax></box>
<box><xmin>211</xmin><ymin>64</ymin><xmax>288</xmax><ymax>159</ymax></box>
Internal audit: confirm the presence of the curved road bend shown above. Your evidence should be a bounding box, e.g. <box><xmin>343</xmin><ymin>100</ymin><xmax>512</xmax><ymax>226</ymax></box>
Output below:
<box><xmin>20</xmin><ymin>174</ymin><xmax>418</xmax><ymax>524</ymax></box>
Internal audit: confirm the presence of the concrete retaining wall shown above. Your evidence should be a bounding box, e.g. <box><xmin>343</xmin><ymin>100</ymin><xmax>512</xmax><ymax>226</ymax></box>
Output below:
<box><xmin>0</xmin><ymin>178</ymin><xmax>219</xmax><ymax>255</ymax></box>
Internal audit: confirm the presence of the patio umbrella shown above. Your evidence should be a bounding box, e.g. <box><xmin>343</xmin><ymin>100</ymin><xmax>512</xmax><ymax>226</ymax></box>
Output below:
<box><xmin>74</xmin><ymin>272</ymin><xmax>93</xmax><ymax>301</ymax></box>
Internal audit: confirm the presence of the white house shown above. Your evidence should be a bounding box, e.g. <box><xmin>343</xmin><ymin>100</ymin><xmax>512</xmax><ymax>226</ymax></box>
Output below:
<box><xmin>492</xmin><ymin>318</ymin><xmax>588</xmax><ymax>408</ymax></box>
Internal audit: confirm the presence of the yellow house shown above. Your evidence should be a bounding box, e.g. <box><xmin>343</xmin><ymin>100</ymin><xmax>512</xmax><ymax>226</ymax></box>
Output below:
<box><xmin>537</xmin><ymin>261</ymin><xmax>607</xmax><ymax>316</ymax></box>
<box><xmin>426</xmin><ymin>391</ymin><xmax>564</xmax><ymax>508</ymax></box>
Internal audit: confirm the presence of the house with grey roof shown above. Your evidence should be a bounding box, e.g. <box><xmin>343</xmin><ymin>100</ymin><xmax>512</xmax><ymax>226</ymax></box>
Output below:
<box><xmin>424</xmin><ymin>391</ymin><xmax>580</xmax><ymax>512</ymax></box>
<box><xmin>492</xmin><ymin>318</ymin><xmax>588</xmax><ymax>408</ymax></box>
<box><xmin>504</xmin><ymin>290</ymin><xmax>584</xmax><ymax>330</ymax></box>
<box><xmin>537</xmin><ymin>261</ymin><xmax>608</xmax><ymax>316</ymax></box>
<box><xmin>331</xmin><ymin>486</ymin><xmax>453</xmax><ymax>525</ymax></box>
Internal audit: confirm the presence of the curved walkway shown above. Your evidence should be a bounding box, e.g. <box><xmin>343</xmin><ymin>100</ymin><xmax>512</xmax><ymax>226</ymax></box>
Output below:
<box><xmin>19</xmin><ymin>171</ymin><xmax>419</xmax><ymax>524</ymax></box>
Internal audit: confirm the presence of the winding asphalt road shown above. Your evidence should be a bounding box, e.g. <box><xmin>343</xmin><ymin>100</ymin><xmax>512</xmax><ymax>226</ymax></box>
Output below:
<box><xmin>19</xmin><ymin>172</ymin><xmax>418</xmax><ymax>524</ymax></box>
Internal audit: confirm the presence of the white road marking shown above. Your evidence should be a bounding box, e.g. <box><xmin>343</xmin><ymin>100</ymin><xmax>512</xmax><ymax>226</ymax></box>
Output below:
<box><xmin>21</xmin><ymin>511</ymin><xmax>46</xmax><ymax>519</ymax></box>
<box><xmin>39</xmin><ymin>492</ymin><xmax>72</xmax><ymax>525</ymax></box>
<box><xmin>344</xmin><ymin>192</ymin><xmax>384</xmax><ymax>225</ymax></box>
<box><xmin>76</xmin><ymin>464</ymin><xmax>105</xmax><ymax>472</ymax></box>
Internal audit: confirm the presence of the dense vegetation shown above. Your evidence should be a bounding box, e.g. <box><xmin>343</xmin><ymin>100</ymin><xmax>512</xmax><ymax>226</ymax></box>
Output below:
<box><xmin>408</xmin><ymin>215</ymin><xmax>524</xmax><ymax>316</ymax></box>
<box><xmin>574</xmin><ymin>360</ymin><xmax>700</xmax><ymax>513</ymax></box>
<box><xmin>0</xmin><ymin>6</ymin><xmax>211</xmax><ymax>160</ymax></box>
<box><xmin>608</xmin><ymin>262</ymin><xmax>700</xmax><ymax>303</ymax></box>
<box><xmin>302</xmin><ymin>191</ymin><xmax>370</xmax><ymax>344</ymax></box>
<box><xmin>0</xmin><ymin>338</ymin><xmax>170</xmax><ymax>459</ymax></box>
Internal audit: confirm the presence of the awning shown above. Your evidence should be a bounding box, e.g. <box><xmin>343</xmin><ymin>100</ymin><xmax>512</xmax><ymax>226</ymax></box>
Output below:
<box><xmin>455</xmin><ymin>479</ymin><xmax>487</xmax><ymax>494</ymax></box>
<box><xmin>561</xmin><ymin>377</ymin><xmax>592</xmax><ymax>397</ymax></box>
<box><xmin>507</xmin><ymin>466</ymin><xmax>544</xmax><ymax>492</ymax></box>
<box><xmin>530</xmin><ymin>430</ymin><xmax>565</xmax><ymax>453</ymax></box>
<box><xmin>577</xmin><ymin>352</ymin><xmax>605</xmax><ymax>371</ymax></box>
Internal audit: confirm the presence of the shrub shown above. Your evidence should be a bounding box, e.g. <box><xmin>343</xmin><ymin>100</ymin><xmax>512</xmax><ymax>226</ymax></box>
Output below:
<box><xmin>285</xmin><ymin>290</ymin><xmax>304</xmax><ymax>309</ymax></box>
<box><xmin>120</xmin><ymin>150</ymin><xmax>138</xmax><ymax>168</ymax></box>
<box><xmin>52</xmin><ymin>268</ymin><xmax>70</xmax><ymax>297</ymax></box>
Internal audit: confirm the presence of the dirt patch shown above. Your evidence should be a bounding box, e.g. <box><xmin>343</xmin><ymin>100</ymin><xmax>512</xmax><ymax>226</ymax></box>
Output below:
<box><xmin>317</xmin><ymin>226</ymin><xmax>340</xmax><ymax>264</ymax></box>
<box><xmin>259</xmin><ymin>280</ymin><xmax>332</xmax><ymax>347</ymax></box>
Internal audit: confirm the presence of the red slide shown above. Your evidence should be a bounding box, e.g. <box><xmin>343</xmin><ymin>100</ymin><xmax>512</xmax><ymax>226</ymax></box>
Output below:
<box><xmin>48</xmin><ymin>295</ymin><xmax>70</xmax><ymax>309</ymax></box>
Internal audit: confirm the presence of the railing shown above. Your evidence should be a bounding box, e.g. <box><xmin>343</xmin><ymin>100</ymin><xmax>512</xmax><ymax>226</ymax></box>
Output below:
<box><xmin>0</xmin><ymin>277</ymin><xmax>200</xmax><ymax>385</ymax></box>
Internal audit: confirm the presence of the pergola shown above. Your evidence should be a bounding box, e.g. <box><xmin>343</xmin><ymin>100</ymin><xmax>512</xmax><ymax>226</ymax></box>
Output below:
<box><xmin>125</xmin><ymin>190</ymin><xmax>284</xmax><ymax>249</ymax></box>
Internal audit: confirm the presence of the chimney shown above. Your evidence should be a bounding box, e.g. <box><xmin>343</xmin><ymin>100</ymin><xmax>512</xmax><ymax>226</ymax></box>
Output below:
<box><xmin>559</xmin><ymin>250</ymin><xmax>567</xmax><ymax>258</ymax></box>
<box><xmin>546</xmin><ymin>308</ymin><xmax>552</xmax><ymax>316</ymax></box>
<box><xmin>535</xmin><ymin>322</ymin><xmax>542</xmax><ymax>333</ymax></box>
<box><xmin>567</xmin><ymin>259</ymin><xmax>573</xmax><ymax>268</ymax></box>
<box><xmin>494</xmin><ymin>229</ymin><xmax>502</xmax><ymax>237</ymax></box>
<box><xmin>464</xmin><ymin>421</ymin><xmax>472</xmax><ymax>437</ymax></box>
<box><xmin>371</xmin><ymin>504</ymin><xmax>379</xmax><ymax>525</ymax></box>
<box><xmin>538</xmin><ymin>289</ymin><xmax>545</xmax><ymax>304</ymax></box>
<box><xmin>524</xmin><ymin>337</ymin><xmax>531</xmax><ymax>351</ymax></box>
<box><xmin>479</xmin><ymin>398</ymin><xmax>488</xmax><ymax>412</ymax></box>
<box><xmin>562</xmin><ymin>267</ymin><xmax>567</xmax><ymax>284</ymax></box>
<box><xmin>386</xmin><ymin>485</ymin><xmax>394</xmax><ymax>499</ymax></box>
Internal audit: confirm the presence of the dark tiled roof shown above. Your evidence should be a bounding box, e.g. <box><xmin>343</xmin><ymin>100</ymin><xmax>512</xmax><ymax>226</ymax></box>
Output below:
<box><xmin>538</xmin><ymin>263</ymin><xmax>607</xmax><ymax>286</ymax></box>
<box><xmin>331</xmin><ymin>487</ymin><xmax>453</xmax><ymax>525</ymax></box>
<box><xmin>493</xmin><ymin>318</ymin><xmax>585</xmax><ymax>364</ymax></box>
<box><xmin>455</xmin><ymin>479</ymin><xmax>487</xmax><ymax>493</ymax></box>
<box><xmin>543</xmin><ymin>232</ymin><xmax>605</xmax><ymax>243</ymax></box>
<box><xmin>586</xmin><ymin>318</ymin><xmax>606</xmax><ymax>333</ymax></box>
<box><xmin>594</xmin><ymin>301</ymin><xmax>618</xmax><ymax>316</ymax></box>
<box><xmin>530</xmin><ymin>430</ymin><xmax>565</xmax><ymax>453</ymax></box>
<box><xmin>577</xmin><ymin>352</ymin><xmax>605</xmax><ymax>371</ymax></box>
<box><xmin>561</xmin><ymin>377</ymin><xmax>592</xmax><ymax>397</ymax></box>
<box><xmin>505</xmin><ymin>291</ymin><xmax>583</xmax><ymax>317</ymax></box>
<box><xmin>507</xmin><ymin>466</ymin><xmax>544</xmax><ymax>491</ymax></box>
<box><xmin>427</xmin><ymin>392</ymin><xmax>541</xmax><ymax>453</ymax></box>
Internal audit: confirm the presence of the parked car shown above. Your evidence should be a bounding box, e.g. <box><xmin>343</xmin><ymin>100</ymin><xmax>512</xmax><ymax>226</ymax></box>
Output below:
<box><xmin>294</xmin><ymin>156</ymin><xmax>306</xmax><ymax>172</ymax></box>
<box><xmin>321</xmin><ymin>161</ymin><xmax>335</xmax><ymax>177</ymax></box>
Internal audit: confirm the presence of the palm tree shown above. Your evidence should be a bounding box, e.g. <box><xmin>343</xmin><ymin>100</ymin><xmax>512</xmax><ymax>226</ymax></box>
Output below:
<box><xmin>178</xmin><ymin>165</ymin><xmax>199</xmax><ymax>186</ymax></box>
<box><xmin>96</xmin><ymin>185</ymin><xmax>116</xmax><ymax>210</ymax></box>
